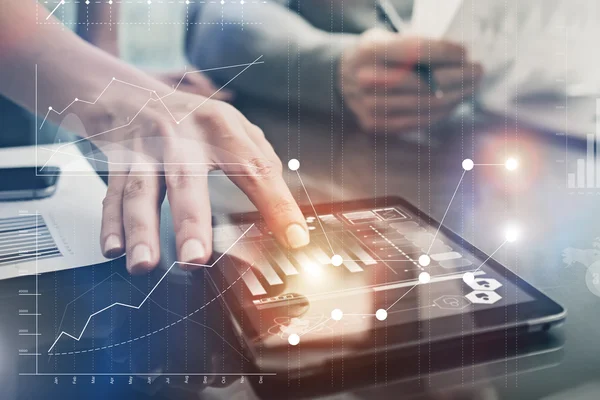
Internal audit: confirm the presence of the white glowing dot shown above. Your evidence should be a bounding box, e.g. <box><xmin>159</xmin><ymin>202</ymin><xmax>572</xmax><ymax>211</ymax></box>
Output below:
<box><xmin>240</xmin><ymin>0</ymin><xmax>245</xmax><ymax>3</ymax></box>
<box><xmin>288</xmin><ymin>158</ymin><xmax>300</xmax><ymax>171</ymax></box>
<box><xmin>505</xmin><ymin>227</ymin><xmax>519</xmax><ymax>243</ymax></box>
<box><xmin>147</xmin><ymin>0</ymin><xmax>152</xmax><ymax>4</ymax></box>
<box><xmin>418</xmin><ymin>254</ymin><xmax>431</xmax><ymax>267</ymax></box>
<box><xmin>288</xmin><ymin>333</ymin><xmax>300</xmax><ymax>346</ymax></box>
<box><xmin>220</xmin><ymin>0</ymin><xmax>225</xmax><ymax>4</ymax></box>
<box><xmin>48</xmin><ymin>106</ymin><xmax>52</xmax><ymax>110</ymax></box>
<box><xmin>375</xmin><ymin>309</ymin><xmax>388</xmax><ymax>321</ymax></box>
<box><xmin>463</xmin><ymin>272</ymin><xmax>475</xmax><ymax>284</ymax></box>
<box><xmin>331</xmin><ymin>254</ymin><xmax>343</xmax><ymax>267</ymax></box>
<box><xmin>74</xmin><ymin>98</ymin><xmax>78</xmax><ymax>101</ymax></box>
<box><xmin>505</xmin><ymin>158</ymin><xmax>518</xmax><ymax>171</ymax></box>
<box><xmin>331</xmin><ymin>309</ymin><xmax>343</xmax><ymax>321</ymax></box>
<box><xmin>462</xmin><ymin>159</ymin><xmax>474</xmax><ymax>171</ymax></box>
<box><xmin>419</xmin><ymin>272</ymin><xmax>431</xmax><ymax>283</ymax></box>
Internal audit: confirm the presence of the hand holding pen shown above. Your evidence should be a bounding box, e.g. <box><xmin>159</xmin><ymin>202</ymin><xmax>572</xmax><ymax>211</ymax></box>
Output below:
<box><xmin>338</xmin><ymin>1</ymin><xmax>483</xmax><ymax>134</ymax></box>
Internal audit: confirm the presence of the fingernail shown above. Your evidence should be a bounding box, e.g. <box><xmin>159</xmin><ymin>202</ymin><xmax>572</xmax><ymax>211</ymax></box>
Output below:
<box><xmin>129</xmin><ymin>244</ymin><xmax>152</xmax><ymax>272</ymax></box>
<box><xmin>103</xmin><ymin>234</ymin><xmax>123</xmax><ymax>257</ymax></box>
<box><xmin>285</xmin><ymin>224</ymin><xmax>310</xmax><ymax>249</ymax></box>
<box><xmin>180</xmin><ymin>239</ymin><xmax>206</xmax><ymax>264</ymax></box>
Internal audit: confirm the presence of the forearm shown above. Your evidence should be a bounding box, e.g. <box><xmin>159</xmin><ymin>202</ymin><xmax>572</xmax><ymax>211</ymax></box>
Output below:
<box><xmin>186</xmin><ymin>1</ymin><xmax>357</xmax><ymax>113</ymax></box>
<box><xmin>0</xmin><ymin>1</ymin><xmax>166</xmax><ymax>138</ymax></box>
<box><xmin>76</xmin><ymin>1</ymin><xmax>120</xmax><ymax>56</ymax></box>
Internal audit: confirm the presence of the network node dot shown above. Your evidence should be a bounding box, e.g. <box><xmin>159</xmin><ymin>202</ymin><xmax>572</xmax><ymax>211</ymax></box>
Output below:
<box><xmin>418</xmin><ymin>254</ymin><xmax>431</xmax><ymax>267</ymax></box>
<box><xmin>375</xmin><ymin>309</ymin><xmax>388</xmax><ymax>321</ymax></box>
<box><xmin>505</xmin><ymin>227</ymin><xmax>519</xmax><ymax>243</ymax></box>
<box><xmin>462</xmin><ymin>159</ymin><xmax>474</xmax><ymax>171</ymax></box>
<box><xmin>288</xmin><ymin>333</ymin><xmax>300</xmax><ymax>346</ymax></box>
<box><xmin>48</xmin><ymin>107</ymin><xmax>52</xmax><ymax>110</ymax></box>
<box><xmin>331</xmin><ymin>309</ymin><xmax>343</xmax><ymax>321</ymax></box>
<box><xmin>147</xmin><ymin>0</ymin><xmax>152</xmax><ymax>4</ymax></box>
<box><xmin>463</xmin><ymin>272</ymin><xmax>475</xmax><ymax>284</ymax></box>
<box><xmin>241</xmin><ymin>0</ymin><xmax>245</xmax><ymax>3</ymax></box>
<box><xmin>505</xmin><ymin>158</ymin><xmax>518</xmax><ymax>171</ymax></box>
<box><xmin>331</xmin><ymin>254</ymin><xmax>343</xmax><ymax>267</ymax></box>
<box><xmin>419</xmin><ymin>272</ymin><xmax>431</xmax><ymax>284</ymax></box>
<box><xmin>74</xmin><ymin>98</ymin><xmax>78</xmax><ymax>101</ymax></box>
<box><xmin>288</xmin><ymin>158</ymin><xmax>300</xmax><ymax>171</ymax></box>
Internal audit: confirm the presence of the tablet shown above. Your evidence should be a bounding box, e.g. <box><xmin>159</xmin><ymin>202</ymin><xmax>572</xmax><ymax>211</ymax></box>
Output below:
<box><xmin>207</xmin><ymin>197</ymin><xmax>565</xmax><ymax>375</ymax></box>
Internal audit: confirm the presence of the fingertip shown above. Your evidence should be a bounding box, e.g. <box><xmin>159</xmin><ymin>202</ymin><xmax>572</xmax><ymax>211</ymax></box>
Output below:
<box><xmin>179</xmin><ymin>238</ymin><xmax>211</xmax><ymax>269</ymax></box>
<box><xmin>102</xmin><ymin>234</ymin><xmax>124</xmax><ymax>258</ymax></box>
<box><xmin>285</xmin><ymin>223</ymin><xmax>310</xmax><ymax>249</ymax></box>
<box><xmin>127</xmin><ymin>244</ymin><xmax>157</xmax><ymax>275</ymax></box>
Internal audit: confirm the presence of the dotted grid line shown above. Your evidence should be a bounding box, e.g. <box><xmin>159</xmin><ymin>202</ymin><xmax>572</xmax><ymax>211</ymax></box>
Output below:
<box><xmin>470</xmin><ymin>0</ymin><xmax>475</xmax><ymax>387</ymax></box>
<box><xmin>369</xmin><ymin>226</ymin><xmax>423</xmax><ymax>271</ymax></box>
<box><xmin>48</xmin><ymin>266</ymin><xmax>251</xmax><ymax>356</ymax></box>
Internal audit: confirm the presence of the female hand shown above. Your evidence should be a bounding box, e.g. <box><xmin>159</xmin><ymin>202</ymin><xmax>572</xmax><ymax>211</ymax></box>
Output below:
<box><xmin>82</xmin><ymin>87</ymin><xmax>309</xmax><ymax>274</ymax></box>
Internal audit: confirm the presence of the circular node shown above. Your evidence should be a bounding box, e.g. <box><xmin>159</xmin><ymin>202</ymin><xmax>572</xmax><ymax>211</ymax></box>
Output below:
<box><xmin>463</xmin><ymin>272</ymin><xmax>475</xmax><ymax>284</ymax></box>
<box><xmin>108</xmin><ymin>0</ymin><xmax>113</xmax><ymax>4</ymax></box>
<box><xmin>288</xmin><ymin>158</ymin><xmax>300</xmax><ymax>171</ymax></box>
<box><xmin>375</xmin><ymin>309</ymin><xmax>388</xmax><ymax>321</ymax></box>
<box><xmin>505</xmin><ymin>227</ymin><xmax>519</xmax><ymax>243</ymax></box>
<box><xmin>240</xmin><ymin>0</ymin><xmax>245</xmax><ymax>3</ymax></box>
<box><xmin>331</xmin><ymin>254</ymin><xmax>343</xmax><ymax>267</ymax></box>
<box><xmin>147</xmin><ymin>0</ymin><xmax>152</xmax><ymax>4</ymax></box>
<box><xmin>85</xmin><ymin>0</ymin><xmax>90</xmax><ymax>4</ymax></box>
<box><xmin>48</xmin><ymin>106</ymin><xmax>52</xmax><ymax>110</ymax></box>
<box><xmin>418</xmin><ymin>254</ymin><xmax>431</xmax><ymax>267</ymax></box>
<box><xmin>221</xmin><ymin>0</ymin><xmax>225</xmax><ymax>4</ymax></box>
<box><xmin>331</xmin><ymin>309</ymin><xmax>343</xmax><ymax>321</ymax></box>
<box><xmin>288</xmin><ymin>333</ymin><xmax>300</xmax><ymax>346</ymax></box>
<box><xmin>505</xmin><ymin>158</ymin><xmax>518</xmax><ymax>171</ymax></box>
<box><xmin>419</xmin><ymin>272</ymin><xmax>431</xmax><ymax>284</ymax></box>
<box><xmin>74</xmin><ymin>98</ymin><xmax>78</xmax><ymax>101</ymax></box>
<box><xmin>462</xmin><ymin>159</ymin><xmax>474</xmax><ymax>171</ymax></box>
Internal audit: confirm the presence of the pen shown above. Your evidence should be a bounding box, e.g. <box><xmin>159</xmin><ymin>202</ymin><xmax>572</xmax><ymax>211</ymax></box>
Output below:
<box><xmin>375</xmin><ymin>0</ymin><xmax>444</xmax><ymax>99</ymax></box>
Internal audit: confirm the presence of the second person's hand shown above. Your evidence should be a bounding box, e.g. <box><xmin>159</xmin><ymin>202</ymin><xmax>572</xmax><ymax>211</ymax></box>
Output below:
<box><xmin>340</xmin><ymin>29</ymin><xmax>483</xmax><ymax>134</ymax></box>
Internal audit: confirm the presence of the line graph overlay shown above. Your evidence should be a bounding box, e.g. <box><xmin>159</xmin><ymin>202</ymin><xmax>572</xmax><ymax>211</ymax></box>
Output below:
<box><xmin>47</xmin><ymin>224</ymin><xmax>254</xmax><ymax>355</ymax></box>
<box><xmin>38</xmin><ymin>57</ymin><xmax>264</xmax><ymax>171</ymax></box>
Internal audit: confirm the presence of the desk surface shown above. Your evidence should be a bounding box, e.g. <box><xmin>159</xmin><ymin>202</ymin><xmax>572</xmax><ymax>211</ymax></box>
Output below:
<box><xmin>1</xmin><ymin>99</ymin><xmax>598</xmax><ymax>400</ymax></box>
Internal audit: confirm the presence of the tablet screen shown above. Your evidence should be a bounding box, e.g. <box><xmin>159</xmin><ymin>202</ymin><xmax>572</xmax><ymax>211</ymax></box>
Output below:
<box><xmin>211</xmin><ymin>200</ymin><xmax>536</xmax><ymax>349</ymax></box>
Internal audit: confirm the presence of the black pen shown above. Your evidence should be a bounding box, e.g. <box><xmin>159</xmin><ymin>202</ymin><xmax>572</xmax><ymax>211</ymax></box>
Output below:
<box><xmin>376</xmin><ymin>0</ymin><xmax>444</xmax><ymax>99</ymax></box>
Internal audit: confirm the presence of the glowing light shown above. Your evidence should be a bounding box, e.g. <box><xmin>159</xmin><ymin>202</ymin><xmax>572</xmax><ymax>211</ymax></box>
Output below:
<box><xmin>331</xmin><ymin>254</ymin><xmax>343</xmax><ymax>266</ymax></box>
<box><xmin>419</xmin><ymin>272</ymin><xmax>431</xmax><ymax>283</ymax></box>
<box><xmin>505</xmin><ymin>158</ymin><xmax>518</xmax><ymax>171</ymax></box>
<box><xmin>288</xmin><ymin>159</ymin><xmax>300</xmax><ymax>171</ymax></box>
<box><xmin>331</xmin><ymin>309</ymin><xmax>343</xmax><ymax>321</ymax></box>
<box><xmin>375</xmin><ymin>309</ymin><xmax>388</xmax><ymax>321</ymax></box>
<box><xmin>288</xmin><ymin>333</ymin><xmax>300</xmax><ymax>346</ymax></box>
<box><xmin>303</xmin><ymin>262</ymin><xmax>322</xmax><ymax>277</ymax></box>
<box><xmin>462</xmin><ymin>159</ymin><xmax>474</xmax><ymax>171</ymax></box>
<box><xmin>505</xmin><ymin>226</ymin><xmax>519</xmax><ymax>243</ymax></box>
<box><xmin>418</xmin><ymin>254</ymin><xmax>431</xmax><ymax>267</ymax></box>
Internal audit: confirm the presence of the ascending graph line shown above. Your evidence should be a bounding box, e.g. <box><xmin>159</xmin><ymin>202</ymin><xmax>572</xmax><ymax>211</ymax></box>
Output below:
<box><xmin>50</xmin><ymin>268</ymin><xmax>249</xmax><ymax>362</ymax></box>
<box><xmin>47</xmin><ymin>224</ymin><xmax>254</xmax><ymax>354</ymax></box>
<box><xmin>295</xmin><ymin>170</ymin><xmax>335</xmax><ymax>255</ymax></box>
<box><xmin>386</xmin><ymin>283</ymin><xmax>418</xmax><ymax>311</ymax></box>
<box><xmin>39</xmin><ymin>57</ymin><xmax>264</xmax><ymax>171</ymax></box>
<box><xmin>473</xmin><ymin>240</ymin><xmax>508</xmax><ymax>273</ymax></box>
<box><xmin>46</xmin><ymin>0</ymin><xmax>65</xmax><ymax>20</ymax></box>
<box><xmin>427</xmin><ymin>170</ymin><xmax>466</xmax><ymax>254</ymax></box>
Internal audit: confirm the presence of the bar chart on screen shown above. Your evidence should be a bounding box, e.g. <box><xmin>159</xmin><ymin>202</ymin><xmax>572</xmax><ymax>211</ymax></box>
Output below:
<box><xmin>566</xmin><ymin>99</ymin><xmax>600</xmax><ymax>191</ymax></box>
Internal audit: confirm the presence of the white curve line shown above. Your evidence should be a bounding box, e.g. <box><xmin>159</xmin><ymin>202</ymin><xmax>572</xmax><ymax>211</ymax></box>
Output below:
<box><xmin>386</xmin><ymin>283</ymin><xmax>419</xmax><ymax>311</ymax></box>
<box><xmin>46</xmin><ymin>0</ymin><xmax>64</xmax><ymax>20</ymax></box>
<box><xmin>473</xmin><ymin>240</ymin><xmax>508</xmax><ymax>273</ymax></box>
<box><xmin>295</xmin><ymin>171</ymin><xmax>335</xmax><ymax>255</ymax></box>
<box><xmin>426</xmin><ymin>170</ymin><xmax>466</xmax><ymax>254</ymax></box>
<box><xmin>161</xmin><ymin>61</ymin><xmax>265</xmax><ymax>100</ymax></box>
<box><xmin>173</xmin><ymin>55</ymin><xmax>263</xmax><ymax>122</ymax></box>
<box><xmin>48</xmin><ymin>265</ymin><xmax>253</xmax><ymax>357</ymax></box>
<box><xmin>47</xmin><ymin>224</ymin><xmax>254</xmax><ymax>354</ymax></box>
<box><xmin>39</xmin><ymin>57</ymin><xmax>263</xmax><ymax>170</ymax></box>
<box><xmin>299</xmin><ymin>317</ymin><xmax>332</xmax><ymax>337</ymax></box>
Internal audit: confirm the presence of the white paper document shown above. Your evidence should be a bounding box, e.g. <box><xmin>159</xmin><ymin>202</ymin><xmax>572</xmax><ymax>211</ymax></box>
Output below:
<box><xmin>410</xmin><ymin>0</ymin><xmax>600</xmax><ymax>137</ymax></box>
<box><xmin>0</xmin><ymin>144</ymin><xmax>112</xmax><ymax>280</ymax></box>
